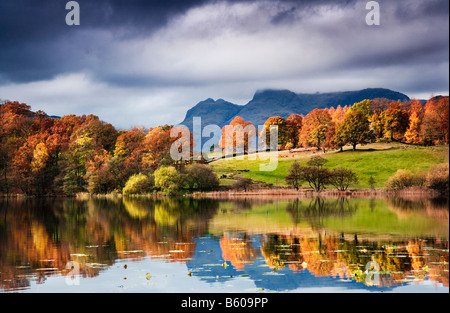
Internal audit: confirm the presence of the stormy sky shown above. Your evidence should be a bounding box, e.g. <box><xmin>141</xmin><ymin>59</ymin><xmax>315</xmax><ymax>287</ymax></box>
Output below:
<box><xmin>0</xmin><ymin>0</ymin><xmax>448</xmax><ymax>129</ymax></box>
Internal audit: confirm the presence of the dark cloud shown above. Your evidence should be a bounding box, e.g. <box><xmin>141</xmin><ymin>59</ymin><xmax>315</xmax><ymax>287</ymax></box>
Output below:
<box><xmin>393</xmin><ymin>0</ymin><xmax>450</xmax><ymax>20</ymax></box>
<box><xmin>0</xmin><ymin>0</ymin><xmax>209</xmax><ymax>82</ymax></box>
<box><xmin>0</xmin><ymin>0</ymin><xmax>448</xmax><ymax>128</ymax></box>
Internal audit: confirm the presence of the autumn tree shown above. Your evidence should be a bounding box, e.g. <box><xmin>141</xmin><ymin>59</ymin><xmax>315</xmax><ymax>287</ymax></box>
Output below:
<box><xmin>330</xmin><ymin>105</ymin><xmax>349</xmax><ymax>124</ymax></box>
<box><xmin>421</xmin><ymin>96</ymin><xmax>449</xmax><ymax>145</ymax></box>
<box><xmin>298</xmin><ymin>109</ymin><xmax>334</xmax><ymax>151</ymax></box>
<box><xmin>113</xmin><ymin>127</ymin><xmax>147</xmax><ymax>177</ymax></box>
<box><xmin>11</xmin><ymin>135</ymin><xmax>39</xmax><ymax>194</ymax></box>
<box><xmin>286</xmin><ymin>114</ymin><xmax>303</xmax><ymax>148</ymax></box>
<box><xmin>142</xmin><ymin>125</ymin><xmax>177</xmax><ymax>171</ymax></box>
<box><xmin>323</xmin><ymin>124</ymin><xmax>345</xmax><ymax>152</ymax></box>
<box><xmin>370</xmin><ymin>112</ymin><xmax>385</xmax><ymax>139</ymax></box>
<box><xmin>79</xmin><ymin>115</ymin><xmax>118</xmax><ymax>153</ymax></box>
<box><xmin>262</xmin><ymin>116</ymin><xmax>289</xmax><ymax>148</ymax></box>
<box><xmin>0</xmin><ymin>101</ymin><xmax>34</xmax><ymax>194</ymax></box>
<box><xmin>58</xmin><ymin>129</ymin><xmax>108</xmax><ymax>195</ymax></box>
<box><xmin>370</xmin><ymin>98</ymin><xmax>391</xmax><ymax>115</ymax></box>
<box><xmin>404</xmin><ymin>100</ymin><xmax>425</xmax><ymax>144</ymax></box>
<box><xmin>84</xmin><ymin>149</ymin><xmax>117</xmax><ymax>194</ymax></box>
<box><xmin>220</xmin><ymin>116</ymin><xmax>256</xmax><ymax>154</ymax></box>
<box><xmin>381</xmin><ymin>101</ymin><xmax>409</xmax><ymax>141</ymax></box>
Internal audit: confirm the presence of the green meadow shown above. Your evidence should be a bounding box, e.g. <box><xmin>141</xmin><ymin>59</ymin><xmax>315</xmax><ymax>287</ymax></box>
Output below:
<box><xmin>208</xmin><ymin>143</ymin><xmax>449</xmax><ymax>189</ymax></box>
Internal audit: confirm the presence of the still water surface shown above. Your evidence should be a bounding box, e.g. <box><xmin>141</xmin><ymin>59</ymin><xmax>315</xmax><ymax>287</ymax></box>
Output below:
<box><xmin>0</xmin><ymin>196</ymin><xmax>448</xmax><ymax>293</ymax></box>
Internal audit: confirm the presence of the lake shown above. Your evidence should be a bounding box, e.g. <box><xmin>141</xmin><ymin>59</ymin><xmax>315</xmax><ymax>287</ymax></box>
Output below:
<box><xmin>0</xmin><ymin>195</ymin><xmax>448</xmax><ymax>293</ymax></box>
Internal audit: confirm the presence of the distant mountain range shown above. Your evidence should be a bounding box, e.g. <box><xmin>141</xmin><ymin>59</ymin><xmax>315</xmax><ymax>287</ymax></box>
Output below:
<box><xmin>179</xmin><ymin>88</ymin><xmax>410</xmax><ymax>129</ymax></box>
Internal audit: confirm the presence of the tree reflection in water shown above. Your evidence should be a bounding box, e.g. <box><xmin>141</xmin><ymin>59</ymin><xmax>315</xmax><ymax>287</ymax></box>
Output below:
<box><xmin>285</xmin><ymin>197</ymin><xmax>358</xmax><ymax>227</ymax></box>
<box><xmin>0</xmin><ymin>196</ymin><xmax>448</xmax><ymax>292</ymax></box>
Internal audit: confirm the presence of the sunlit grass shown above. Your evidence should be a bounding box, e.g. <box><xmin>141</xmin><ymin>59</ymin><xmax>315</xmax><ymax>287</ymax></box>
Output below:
<box><xmin>209</xmin><ymin>143</ymin><xmax>449</xmax><ymax>188</ymax></box>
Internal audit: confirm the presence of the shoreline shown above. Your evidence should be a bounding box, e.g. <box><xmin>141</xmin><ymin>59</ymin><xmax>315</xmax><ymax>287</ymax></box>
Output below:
<box><xmin>1</xmin><ymin>186</ymin><xmax>444</xmax><ymax>201</ymax></box>
<box><xmin>189</xmin><ymin>186</ymin><xmax>445</xmax><ymax>200</ymax></box>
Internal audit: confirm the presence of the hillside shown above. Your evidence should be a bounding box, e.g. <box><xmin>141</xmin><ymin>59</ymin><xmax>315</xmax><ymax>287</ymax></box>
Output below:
<box><xmin>208</xmin><ymin>143</ymin><xmax>449</xmax><ymax>189</ymax></box>
<box><xmin>179</xmin><ymin>88</ymin><xmax>410</xmax><ymax>129</ymax></box>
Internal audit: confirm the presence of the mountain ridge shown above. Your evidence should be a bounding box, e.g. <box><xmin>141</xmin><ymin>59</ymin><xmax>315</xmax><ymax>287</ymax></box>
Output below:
<box><xmin>179</xmin><ymin>88</ymin><xmax>410</xmax><ymax>129</ymax></box>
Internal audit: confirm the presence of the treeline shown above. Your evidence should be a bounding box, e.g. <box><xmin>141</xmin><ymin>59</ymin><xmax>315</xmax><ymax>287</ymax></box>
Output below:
<box><xmin>0</xmin><ymin>101</ymin><xmax>206</xmax><ymax>196</ymax></box>
<box><xmin>223</xmin><ymin>96</ymin><xmax>449</xmax><ymax>151</ymax></box>
<box><xmin>1</xmin><ymin>95</ymin><xmax>448</xmax><ymax>196</ymax></box>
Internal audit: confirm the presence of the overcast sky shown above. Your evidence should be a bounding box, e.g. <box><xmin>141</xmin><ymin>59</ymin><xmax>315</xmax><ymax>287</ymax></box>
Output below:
<box><xmin>0</xmin><ymin>0</ymin><xmax>448</xmax><ymax>129</ymax></box>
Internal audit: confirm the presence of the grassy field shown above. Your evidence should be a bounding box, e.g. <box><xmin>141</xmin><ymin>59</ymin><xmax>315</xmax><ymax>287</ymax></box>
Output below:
<box><xmin>208</xmin><ymin>143</ymin><xmax>449</xmax><ymax>189</ymax></box>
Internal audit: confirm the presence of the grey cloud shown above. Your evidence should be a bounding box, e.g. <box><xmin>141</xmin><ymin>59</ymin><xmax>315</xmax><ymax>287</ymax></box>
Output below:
<box><xmin>0</xmin><ymin>0</ymin><xmax>448</xmax><ymax>128</ymax></box>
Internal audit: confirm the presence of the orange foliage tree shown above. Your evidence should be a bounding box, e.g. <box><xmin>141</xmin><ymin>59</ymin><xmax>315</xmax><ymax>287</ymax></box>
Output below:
<box><xmin>381</xmin><ymin>101</ymin><xmax>410</xmax><ymax>141</ymax></box>
<box><xmin>421</xmin><ymin>96</ymin><xmax>449</xmax><ymax>145</ymax></box>
<box><xmin>219</xmin><ymin>116</ymin><xmax>255</xmax><ymax>154</ymax></box>
<box><xmin>285</xmin><ymin>114</ymin><xmax>303</xmax><ymax>148</ymax></box>
<box><xmin>298</xmin><ymin>109</ymin><xmax>334</xmax><ymax>150</ymax></box>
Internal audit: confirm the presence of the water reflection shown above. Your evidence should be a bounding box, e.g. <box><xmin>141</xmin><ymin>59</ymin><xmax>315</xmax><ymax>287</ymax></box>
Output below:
<box><xmin>0</xmin><ymin>196</ymin><xmax>448</xmax><ymax>292</ymax></box>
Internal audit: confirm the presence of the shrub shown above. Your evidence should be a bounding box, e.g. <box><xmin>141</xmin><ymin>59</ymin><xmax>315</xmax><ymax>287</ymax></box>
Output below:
<box><xmin>154</xmin><ymin>166</ymin><xmax>182</xmax><ymax>194</ymax></box>
<box><xmin>184</xmin><ymin>164</ymin><xmax>220</xmax><ymax>191</ymax></box>
<box><xmin>123</xmin><ymin>173</ymin><xmax>154</xmax><ymax>195</ymax></box>
<box><xmin>385</xmin><ymin>169</ymin><xmax>425</xmax><ymax>191</ymax></box>
<box><xmin>285</xmin><ymin>142</ymin><xmax>294</xmax><ymax>150</ymax></box>
<box><xmin>232</xmin><ymin>177</ymin><xmax>253</xmax><ymax>192</ymax></box>
<box><xmin>368</xmin><ymin>176</ymin><xmax>376</xmax><ymax>189</ymax></box>
<box><xmin>425</xmin><ymin>163</ymin><xmax>449</xmax><ymax>195</ymax></box>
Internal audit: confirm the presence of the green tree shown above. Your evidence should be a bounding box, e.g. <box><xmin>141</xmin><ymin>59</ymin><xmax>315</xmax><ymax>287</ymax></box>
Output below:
<box><xmin>262</xmin><ymin>116</ymin><xmax>289</xmax><ymax>148</ymax></box>
<box><xmin>59</xmin><ymin>134</ymin><xmax>100</xmax><ymax>195</ymax></box>
<box><xmin>338</xmin><ymin>109</ymin><xmax>373</xmax><ymax>150</ymax></box>
<box><xmin>348</xmin><ymin>99</ymin><xmax>373</xmax><ymax>117</ymax></box>
<box><xmin>154</xmin><ymin>166</ymin><xmax>181</xmax><ymax>194</ymax></box>
<box><xmin>123</xmin><ymin>173</ymin><xmax>154</xmax><ymax>195</ymax></box>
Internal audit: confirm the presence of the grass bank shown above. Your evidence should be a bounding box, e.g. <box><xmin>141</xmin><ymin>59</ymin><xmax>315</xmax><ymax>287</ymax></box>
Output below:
<box><xmin>208</xmin><ymin>143</ymin><xmax>449</xmax><ymax>189</ymax></box>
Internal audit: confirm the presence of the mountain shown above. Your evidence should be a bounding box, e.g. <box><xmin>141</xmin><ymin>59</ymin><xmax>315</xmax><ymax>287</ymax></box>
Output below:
<box><xmin>179</xmin><ymin>88</ymin><xmax>410</xmax><ymax>129</ymax></box>
<box><xmin>179</xmin><ymin>98</ymin><xmax>243</xmax><ymax>131</ymax></box>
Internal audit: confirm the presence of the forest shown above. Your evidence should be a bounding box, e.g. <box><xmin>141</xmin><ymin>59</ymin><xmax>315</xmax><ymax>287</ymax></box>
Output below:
<box><xmin>0</xmin><ymin>96</ymin><xmax>448</xmax><ymax>196</ymax></box>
